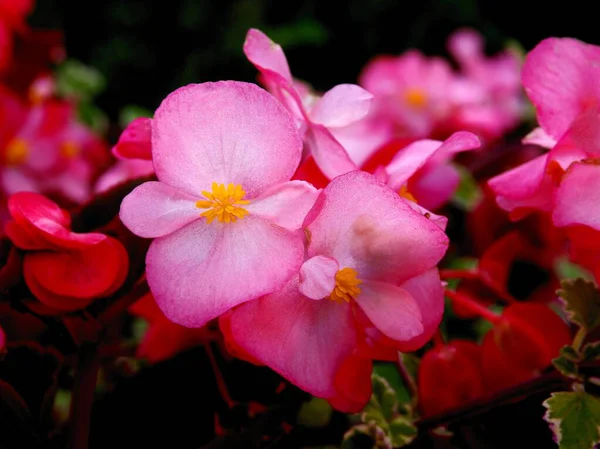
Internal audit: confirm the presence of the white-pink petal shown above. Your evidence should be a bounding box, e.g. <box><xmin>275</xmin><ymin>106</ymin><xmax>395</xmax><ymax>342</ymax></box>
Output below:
<box><xmin>309</xmin><ymin>84</ymin><xmax>373</xmax><ymax>128</ymax></box>
<box><xmin>245</xmin><ymin>180</ymin><xmax>319</xmax><ymax>230</ymax></box>
<box><xmin>244</xmin><ymin>29</ymin><xmax>293</xmax><ymax>83</ymax></box>
<box><xmin>304</xmin><ymin>124</ymin><xmax>358</xmax><ymax>180</ymax></box>
<box><xmin>147</xmin><ymin>216</ymin><xmax>304</xmax><ymax>328</ymax></box>
<box><xmin>120</xmin><ymin>181</ymin><xmax>200</xmax><ymax>238</ymax></box>
<box><xmin>298</xmin><ymin>255</ymin><xmax>339</xmax><ymax>300</ymax></box>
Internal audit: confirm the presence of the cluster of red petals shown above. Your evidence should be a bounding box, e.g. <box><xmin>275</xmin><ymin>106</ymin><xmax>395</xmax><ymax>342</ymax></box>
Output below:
<box><xmin>419</xmin><ymin>303</ymin><xmax>571</xmax><ymax>416</ymax></box>
<box><xmin>5</xmin><ymin>192</ymin><xmax>128</xmax><ymax>312</ymax></box>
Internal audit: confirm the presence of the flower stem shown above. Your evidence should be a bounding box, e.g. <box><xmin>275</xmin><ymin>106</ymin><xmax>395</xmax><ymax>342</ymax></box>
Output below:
<box><xmin>68</xmin><ymin>343</ymin><xmax>100</xmax><ymax>449</ymax></box>
<box><xmin>445</xmin><ymin>289</ymin><xmax>502</xmax><ymax>324</ymax></box>
<box><xmin>440</xmin><ymin>268</ymin><xmax>517</xmax><ymax>303</ymax></box>
<box><xmin>204</xmin><ymin>342</ymin><xmax>236</xmax><ymax>409</ymax></box>
<box><xmin>572</xmin><ymin>327</ymin><xmax>587</xmax><ymax>352</ymax></box>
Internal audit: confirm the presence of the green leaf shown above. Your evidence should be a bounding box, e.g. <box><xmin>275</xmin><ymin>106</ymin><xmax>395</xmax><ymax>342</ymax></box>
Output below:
<box><xmin>77</xmin><ymin>102</ymin><xmax>108</xmax><ymax>134</ymax></box>
<box><xmin>388</xmin><ymin>415</ymin><xmax>417</xmax><ymax>447</ymax></box>
<box><xmin>369</xmin><ymin>375</ymin><xmax>398</xmax><ymax>421</ymax></box>
<box><xmin>56</xmin><ymin>59</ymin><xmax>106</xmax><ymax>99</ymax></box>
<box><xmin>554</xmin><ymin>258</ymin><xmax>595</xmax><ymax>282</ymax></box>
<box><xmin>560</xmin><ymin>346</ymin><xmax>581</xmax><ymax>362</ymax></box>
<box><xmin>373</xmin><ymin>362</ymin><xmax>410</xmax><ymax>404</ymax></box>
<box><xmin>558</xmin><ymin>279</ymin><xmax>600</xmax><ymax>332</ymax></box>
<box><xmin>297</xmin><ymin>397</ymin><xmax>332</xmax><ymax>428</ymax></box>
<box><xmin>552</xmin><ymin>355</ymin><xmax>580</xmax><ymax>379</ymax></box>
<box><xmin>544</xmin><ymin>390</ymin><xmax>600</xmax><ymax>449</ymax></box>
<box><xmin>119</xmin><ymin>105</ymin><xmax>153</xmax><ymax>128</ymax></box>
<box><xmin>582</xmin><ymin>342</ymin><xmax>600</xmax><ymax>362</ymax></box>
<box><xmin>342</xmin><ymin>423</ymin><xmax>389</xmax><ymax>449</ymax></box>
<box><xmin>450</xmin><ymin>164</ymin><xmax>483</xmax><ymax>211</ymax></box>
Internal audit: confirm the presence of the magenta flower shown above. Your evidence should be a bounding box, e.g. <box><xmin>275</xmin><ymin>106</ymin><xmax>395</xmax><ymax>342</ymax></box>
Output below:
<box><xmin>244</xmin><ymin>28</ymin><xmax>374</xmax><ymax>179</ymax></box>
<box><xmin>120</xmin><ymin>81</ymin><xmax>319</xmax><ymax>327</ymax></box>
<box><xmin>221</xmin><ymin>171</ymin><xmax>448</xmax><ymax>410</ymax></box>
<box><xmin>377</xmin><ymin>131</ymin><xmax>481</xmax><ymax>210</ymax></box>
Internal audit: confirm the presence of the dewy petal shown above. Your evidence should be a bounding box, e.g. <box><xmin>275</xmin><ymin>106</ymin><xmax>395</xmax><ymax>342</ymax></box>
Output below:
<box><xmin>147</xmin><ymin>216</ymin><xmax>304</xmax><ymax>328</ymax></box>
<box><xmin>304</xmin><ymin>124</ymin><xmax>358</xmax><ymax>180</ymax></box>
<box><xmin>298</xmin><ymin>255</ymin><xmax>339</xmax><ymax>300</ymax></box>
<box><xmin>355</xmin><ymin>280</ymin><xmax>424</xmax><ymax>342</ymax></box>
<box><xmin>245</xmin><ymin>180</ymin><xmax>319</xmax><ymax>230</ymax></box>
<box><xmin>120</xmin><ymin>181</ymin><xmax>200</xmax><ymax>238</ymax></box>
<box><xmin>304</xmin><ymin>171</ymin><xmax>449</xmax><ymax>285</ymax></box>
<box><xmin>243</xmin><ymin>28</ymin><xmax>293</xmax><ymax>83</ymax></box>
<box><xmin>309</xmin><ymin>84</ymin><xmax>373</xmax><ymax>128</ymax></box>
<box><xmin>151</xmin><ymin>81</ymin><xmax>302</xmax><ymax>198</ymax></box>
<box><xmin>522</xmin><ymin>127</ymin><xmax>557</xmax><ymax>149</ymax></box>
<box><xmin>553</xmin><ymin>162</ymin><xmax>600</xmax><ymax>230</ymax></box>
<box><xmin>224</xmin><ymin>277</ymin><xmax>358</xmax><ymax>398</ymax></box>
<box><xmin>112</xmin><ymin>117</ymin><xmax>153</xmax><ymax>160</ymax></box>
<box><xmin>395</xmin><ymin>269</ymin><xmax>445</xmax><ymax>352</ymax></box>
<box><xmin>522</xmin><ymin>37</ymin><xmax>600</xmax><ymax>138</ymax></box>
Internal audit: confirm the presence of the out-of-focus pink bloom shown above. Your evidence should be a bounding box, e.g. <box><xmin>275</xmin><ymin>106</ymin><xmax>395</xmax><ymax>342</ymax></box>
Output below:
<box><xmin>0</xmin><ymin>99</ymin><xmax>109</xmax><ymax>203</ymax></box>
<box><xmin>120</xmin><ymin>81</ymin><xmax>319</xmax><ymax>328</ymax></box>
<box><xmin>130</xmin><ymin>293</ymin><xmax>215</xmax><ymax>363</ymax></box>
<box><xmin>360</xmin><ymin>30</ymin><xmax>523</xmax><ymax>141</ymax></box>
<box><xmin>112</xmin><ymin>117</ymin><xmax>152</xmax><ymax>161</ymax></box>
<box><xmin>375</xmin><ymin>131</ymin><xmax>480</xmax><ymax>210</ymax></box>
<box><xmin>244</xmin><ymin>29</ymin><xmax>374</xmax><ymax>178</ymax></box>
<box><xmin>5</xmin><ymin>192</ymin><xmax>129</xmax><ymax>312</ymax></box>
<box><xmin>360</xmin><ymin>50</ymin><xmax>456</xmax><ymax>138</ymax></box>
<box><xmin>221</xmin><ymin>171</ymin><xmax>448</xmax><ymax>411</ymax></box>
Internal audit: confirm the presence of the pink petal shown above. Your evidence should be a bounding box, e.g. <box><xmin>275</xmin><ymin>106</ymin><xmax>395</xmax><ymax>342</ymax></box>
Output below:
<box><xmin>147</xmin><ymin>216</ymin><xmax>304</xmax><ymax>327</ymax></box>
<box><xmin>243</xmin><ymin>29</ymin><xmax>293</xmax><ymax>83</ymax></box>
<box><xmin>550</xmin><ymin>107</ymin><xmax>600</xmax><ymax>168</ymax></box>
<box><xmin>405</xmin><ymin>201</ymin><xmax>448</xmax><ymax>231</ymax></box>
<box><xmin>304</xmin><ymin>171</ymin><xmax>449</xmax><ymax>285</ymax></box>
<box><xmin>304</xmin><ymin>124</ymin><xmax>358</xmax><ymax>179</ymax></box>
<box><xmin>224</xmin><ymin>277</ymin><xmax>358</xmax><ymax>397</ymax></box>
<box><xmin>245</xmin><ymin>180</ymin><xmax>319</xmax><ymax>230</ymax></box>
<box><xmin>522</xmin><ymin>127</ymin><xmax>557</xmax><ymax>149</ymax></box>
<box><xmin>395</xmin><ymin>269</ymin><xmax>445</xmax><ymax>351</ymax></box>
<box><xmin>411</xmin><ymin>163</ymin><xmax>460</xmax><ymax>210</ymax></box>
<box><xmin>487</xmin><ymin>154</ymin><xmax>554</xmax><ymax>216</ymax></box>
<box><xmin>112</xmin><ymin>117</ymin><xmax>152</xmax><ymax>160</ymax></box>
<box><xmin>151</xmin><ymin>82</ymin><xmax>302</xmax><ymax>198</ymax></box>
<box><xmin>522</xmin><ymin>38</ymin><xmax>600</xmax><ymax>138</ymax></box>
<box><xmin>298</xmin><ymin>255</ymin><xmax>339</xmax><ymax>300</ymax></box>
<box><xmin>310</xmin><ymin>84</ymin><xmax>373</xmax><ymax>128</ymax></box>
<box><xmin>553</xmin><ymin>162</ymin><xmax>600</xmax><ymax>230</ymax></box>
<box><xmin>120</xmin><ymin>181</ymin><xmax>200</xmax><ymax>238</ymax></box>
<box><xmin>355</xmin><ymin>280</ymin><xmax>423</xmax><ymax>342</ymax></box>
<box><xmin>385</xmin><ymin>131</ymin><xmax>480</xmax><ymax>190</ymax></box>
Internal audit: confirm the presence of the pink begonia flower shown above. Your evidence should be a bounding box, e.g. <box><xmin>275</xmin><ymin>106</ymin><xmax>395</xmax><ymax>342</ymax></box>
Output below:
<box><xmin>489</xmin><ymin>38</ymin><xmax>600</xmax><ymax>220</ymax></box>
<box><xmin>221</xmin><ymin>171</ymin><xmax>448</xmax><ymax>411</ymax></box>
<box><xmin>375</xmin><ymin>131</ymin><xmax>481</xmax><ymax>210</ymax></box>
<box><xmin>120</xmin><ymin>81</ymin><xmax>319</xmax><ymax>327</ymax></box>
<box><xmin>95</xmin><ymin>159</ymin><xmax>155</xmax><ymax>194</ymax></box>
<box><xmin>360</xmin><ymin>50</ymin><xmax>456</xmax><ymax>138</ymax></box>
<box><xmin>130</xmin><ymin>293</ymin><xmax>215</xmax><ymax>363</ymax></box>
<box><xmin>1</xmin><ymin>99</ymin><xmax>108</xmax><ymax>203</ymax></box>
<box><xmin>244</xmin><ymin>28</ymin><xmax>374</xmax><ymax>178</ymax></box>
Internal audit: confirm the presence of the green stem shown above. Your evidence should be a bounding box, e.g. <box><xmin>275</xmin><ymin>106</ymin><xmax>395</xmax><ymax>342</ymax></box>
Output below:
<box><xmin>572</xmin><ymin>327</ymin><xmax>587</xmax><ymax>352</ymax></box>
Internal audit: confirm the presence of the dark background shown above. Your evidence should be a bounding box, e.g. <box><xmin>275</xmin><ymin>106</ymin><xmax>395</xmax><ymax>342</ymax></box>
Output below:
<box><xmin>30</xmin><ymin>0</ymin><xmax>600</xmax><ymax>121</ymax></box>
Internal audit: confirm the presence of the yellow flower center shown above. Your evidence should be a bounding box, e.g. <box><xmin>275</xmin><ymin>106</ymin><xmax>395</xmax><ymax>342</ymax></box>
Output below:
<box><xmin>195</xmin><ymin>182</ymin><xmax>250</xmax><ymax>224</ymax></box>
<box><xmin>60</xmin><ymin>141</ymin><xmax>80</xmax><ymax>159</ymax></box>
<box><xmin>4</xmin><ymin>138</ymin><xmax>29</xmax><ymax>166</ymax></box>
<box><xmin>404</xmin><ymin>88</ymin><xmax>428</xmax><ymax>109</ymax></box>
<box><xmin>329</xmin><ymin>268</ymin><xmax>362</xmax><ymax>303</ymax></box>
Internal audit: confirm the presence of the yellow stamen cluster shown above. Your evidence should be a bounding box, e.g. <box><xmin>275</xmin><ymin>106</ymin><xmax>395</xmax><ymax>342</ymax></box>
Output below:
<box><xmin>404</xmin><ymin>88</ymin><xmax>428</xmax><ymax>109</ymax></box>
<box><xmin>4</xmin><ymin>138</ymin><xmax>29</xmax><ymax>166</ymax></box>
<box><xmin>196</xmin><ymin>182</ymin><xmax>250</xmax><ymax>224</ymax></box>
<box><xmin>329</xmin><ymin>268</ymin><xmax>362</xmax><ymax>303</ymax></box>
<box><xmin>399</xmin><ymin>185</ymin><xmax>417</xmax><ymax>202</ymax></box>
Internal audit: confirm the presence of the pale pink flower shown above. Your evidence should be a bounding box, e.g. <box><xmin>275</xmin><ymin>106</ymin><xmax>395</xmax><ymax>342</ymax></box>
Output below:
<box><xmin>120</xmin><ymin>81</ymin><xmax>319</xmax><ymax>327</ymax></box>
